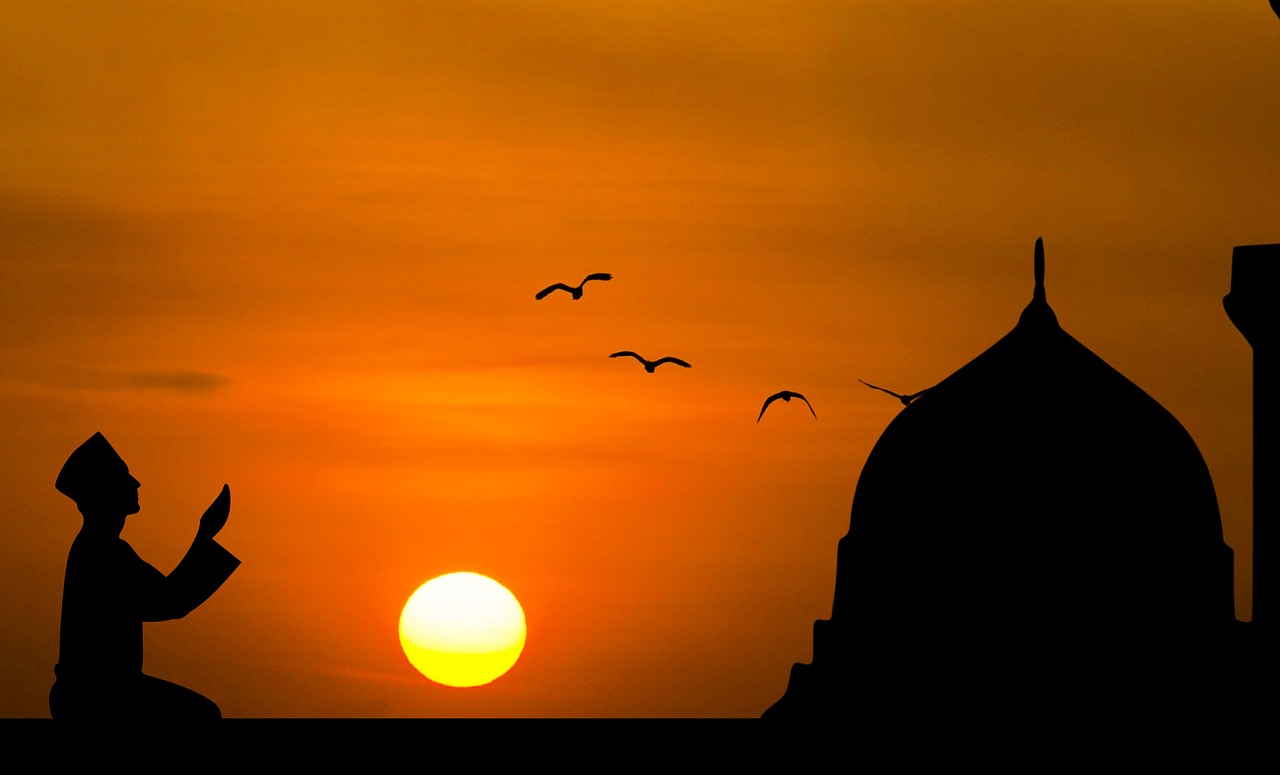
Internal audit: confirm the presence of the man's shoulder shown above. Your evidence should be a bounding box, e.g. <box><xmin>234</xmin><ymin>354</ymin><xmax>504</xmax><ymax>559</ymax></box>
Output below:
<box><xmin>67</xmin><ymin>531</ymin><xmax>148</xmax><ymax>569</ymax></box>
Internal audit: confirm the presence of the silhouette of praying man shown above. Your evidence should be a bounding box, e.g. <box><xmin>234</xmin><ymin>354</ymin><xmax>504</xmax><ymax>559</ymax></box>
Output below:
<box><xmin>49</xmin><ymin>432</ymin><xmax>241</xmax><ymax>719</ymax></box>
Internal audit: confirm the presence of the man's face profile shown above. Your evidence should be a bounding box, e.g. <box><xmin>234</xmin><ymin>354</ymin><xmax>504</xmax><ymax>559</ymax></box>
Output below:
<box><xmin>106</xmin><ymin>466</ymin><xmax>142</xmax><ymax>516</ymax></box>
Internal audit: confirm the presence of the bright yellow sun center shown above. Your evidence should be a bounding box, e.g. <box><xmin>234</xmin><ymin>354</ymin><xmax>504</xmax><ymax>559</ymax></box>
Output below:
<box><xmin>398</xmin><ymin>572</ymin><xmax>527</xmax><ymax>688</ymax></box>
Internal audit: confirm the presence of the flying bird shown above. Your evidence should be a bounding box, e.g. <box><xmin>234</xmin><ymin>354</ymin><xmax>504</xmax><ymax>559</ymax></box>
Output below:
<box><xmin>535</xmin><ymin>273</ymin><xmax>613</xmax><ymax>300</ymax></box>
<box><xmin>609</xmin><ymin>352</ymin><xmax>691</xmax><ymax>373</ymax></box>
<box><xmin>757</xmin><ymin>391</ymin><xmax>816</xmax><ymax>422</ymax></box>
<box><xmin>859</xmin><ymin>379</ymin><xmax>929</xmax><ymax>407</ymax></box>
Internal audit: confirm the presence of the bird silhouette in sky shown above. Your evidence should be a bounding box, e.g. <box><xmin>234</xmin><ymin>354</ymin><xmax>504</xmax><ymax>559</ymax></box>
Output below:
<box><xmin>757</xmin><ymin>391</ymin><xmax>816</xmax><ymax>422</ymax></box>
<box><xmin>859</xmin><ymin>379</ymin><xmax>930</xmax><ymax>406</ymax></box>
<box><xmin>610</xmin><ymin>352</ymin><xmax>691</xmax><ymax>373</ymax></box>
<box><xmin>535</xmin><ymin>273</ymin><xmax>613</xmax><ymax>300</ymax></box>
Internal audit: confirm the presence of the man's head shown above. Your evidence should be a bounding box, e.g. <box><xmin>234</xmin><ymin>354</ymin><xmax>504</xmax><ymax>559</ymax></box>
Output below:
<box><xmin>56</xmin><ymin>432</ymin><xmax>141</xmax><ymax>517</ymax></box>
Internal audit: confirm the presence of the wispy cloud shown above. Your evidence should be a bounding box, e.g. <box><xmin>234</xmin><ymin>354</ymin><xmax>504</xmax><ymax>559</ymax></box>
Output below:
<box><xmin>122</xmin><ymin>371</ymin><xmax>230</xmax><ymax>394</ymax></box>
<box><xmin>0</xmin><ymin>368</ymin><xmax>230</xmax><ymax>395</ymax></box>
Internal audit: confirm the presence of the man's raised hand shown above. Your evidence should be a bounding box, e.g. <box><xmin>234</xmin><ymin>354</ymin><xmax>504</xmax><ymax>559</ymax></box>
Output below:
<box><xmin>198</xmin><ymin>484</ymin><xmax>231</xmax><ymax>542</ymax></box>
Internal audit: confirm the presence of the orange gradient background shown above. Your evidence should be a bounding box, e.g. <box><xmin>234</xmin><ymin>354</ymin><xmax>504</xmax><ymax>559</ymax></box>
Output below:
<box><xmin>1</xmin><ymin>2</ymin><xmax>1275</xmax><ymax>716</ymax></box>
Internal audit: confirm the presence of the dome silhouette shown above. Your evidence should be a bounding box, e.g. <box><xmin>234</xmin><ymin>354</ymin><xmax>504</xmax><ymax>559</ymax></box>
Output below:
<box><xmin>767</xmin><ymin>240</ymin><xmax>1236</xmax><ymax>718</ymax></box>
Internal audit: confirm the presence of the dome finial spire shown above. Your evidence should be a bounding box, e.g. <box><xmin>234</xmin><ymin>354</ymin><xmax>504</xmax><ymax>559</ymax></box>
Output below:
<box><xmin>1017</xmin><ymin>236</ymin><xmax>1057</xmax><ymax>328</ymax></box>
<box><xmin>1034</xmin><ymin>237</ymin><xmax>1046</xmax><ymax>303</ymax></box>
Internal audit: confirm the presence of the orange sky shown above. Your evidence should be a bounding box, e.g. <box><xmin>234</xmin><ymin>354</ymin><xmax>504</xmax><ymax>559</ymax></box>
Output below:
<box><xmin>2</xmin><ymin>2</ymin><xmax>1277</xmax><ymax>717</ymax></box>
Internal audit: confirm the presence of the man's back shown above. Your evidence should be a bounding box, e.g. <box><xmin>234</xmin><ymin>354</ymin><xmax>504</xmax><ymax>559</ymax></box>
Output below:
<box><xmin>57</xmin><ymin>529</ymin><xmax>154</xmax><ymax>680</ymax></box>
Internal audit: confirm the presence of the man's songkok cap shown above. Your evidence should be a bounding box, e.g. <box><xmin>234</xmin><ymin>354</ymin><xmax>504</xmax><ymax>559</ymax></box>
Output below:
<box><xmin>56</xmin><ymin>432</ymin><xmax>127</xmax><ymax>503</ymax></box>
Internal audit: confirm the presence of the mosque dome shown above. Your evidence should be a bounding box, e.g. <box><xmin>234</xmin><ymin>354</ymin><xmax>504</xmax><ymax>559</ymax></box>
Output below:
<box><xmin>767</xmin><ymin>240</ymin><xmax>1236</xmax><ymax>718</ymax></box>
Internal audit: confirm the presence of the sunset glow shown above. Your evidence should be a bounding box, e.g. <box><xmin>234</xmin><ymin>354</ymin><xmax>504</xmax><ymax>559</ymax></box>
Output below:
<box><xmin>1</xmin><ymin>2</ymin><xmax>1272</xmax><ymax>718</ymax></box>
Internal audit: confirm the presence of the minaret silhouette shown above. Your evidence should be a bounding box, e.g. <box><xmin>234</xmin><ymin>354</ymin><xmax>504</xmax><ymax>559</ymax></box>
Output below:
<box><xmin>1226</xmin><ymin>244</ymin><xmax>1279</xmax><ymax>635</ymax></box>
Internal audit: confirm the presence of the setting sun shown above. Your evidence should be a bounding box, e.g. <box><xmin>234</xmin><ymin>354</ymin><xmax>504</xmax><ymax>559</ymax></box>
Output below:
<box><xmin>398</xmin><ymin>572</ymin><xmax>527</xmax><ymax>688</ymax></box>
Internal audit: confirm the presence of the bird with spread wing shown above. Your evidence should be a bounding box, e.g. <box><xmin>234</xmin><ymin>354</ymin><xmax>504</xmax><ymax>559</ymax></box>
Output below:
<box><xmin>535</xmin><ymin>273</ymin><xmax>613</xmax><ymax>300</ymax></box>
<box><xmin>757</xmin><ymin>391</ymin><xmax>816</xmax><ymax>422</ymax></box>
<box><xmin>859</xmin><ymin>379</ymin><xmax>930</xmax><ymax>406</ymax></box>
<box><xmin>609</xmin><ymin>352</ymin><xmax>691</xmax><ymax>373</ymax></box>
